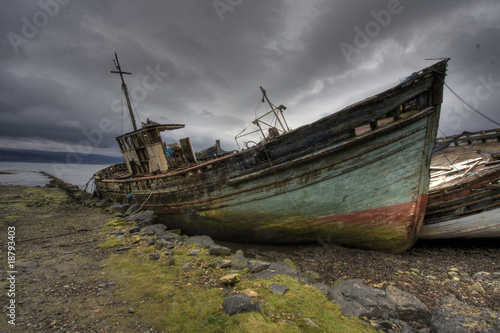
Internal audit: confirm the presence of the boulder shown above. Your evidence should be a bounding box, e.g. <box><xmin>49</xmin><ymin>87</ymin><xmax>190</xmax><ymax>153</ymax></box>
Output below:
<box><xmin>128</xmin><ymin>225</ymin><xmax>141</xmax><ymax>234</ymax></box>
<box><xmin>140</xmin><ymin>224</ymin><xmax>167</xmax><ymax>237</ymax></box>
<box><xmin>328</xmin><ymin>279</ymin><xmax>390</xmax><ymax>319</ymax></box>
<box><xmin>328</xmin><ymin>279</ymin><xmax>431</xmax><ymax>326</ymax></box>
<box><xmin>124</xmin><ymin>204</ymin><xmax>140</xmax><ymax>216</ymax></box>
<box><xmin>185</xmin><ymin>235</ymin><xmax>215</xmax><ymax>248</ymax></box>
<box><xmin>154</xmin><ymin>239</ymin><xmax>170</xmax><ymax>250</ymax></box>
<box><xmin>267</xmin><ymin>283</ymin><xmax>289</xmax><ymax>295</ymax></box>
<box><xmin>231</xmin><ymin>250</ymin><xmax>248</xmax><ymax>270</ymax></box>
<box><xmin>109</xmin><ymin>203</ymin><xmax>131</xmax><ymax>214</ymax></box>
<box><xmin>312</xmin><ymin>283</ymin><xmax>330</xmax><ymax>297</ymax></box>
<box><xmin>221</xmin><ymin>294</ymin><xmax>261</xmax><ymax>316</ymax></box>
<box><xmin>220</xmin><ymin>273</ymin><xmax>240</xmax><ymax>286</ymax></box>
<box><xmin>125</xmin><ymin>210</ymin><xmax>156</xmax><ymax>227</ymax></box>
<box><xmin>251</xmin><ymin>262</ymin><xmax>301</xmax><ymax>281</ymax></box>
<box><xmin>430</xmin><ymin>297</ymin><xmax>500</xmax><ymax>333</ymax></box>
<box><xmin>247</xmin><ymin>259</ymin><xmax>271</xmax><ymax>273</ymax></box>
<box><xmin>303</xmin><ymin>270</ymin><xmax>322</xmax><ymax>284</ymax></box>
<box><xmin>208</xmin><ymin>244</ymin><xmax>232</xmax><ymax>256</ymax></box>
<box><xmin>385</xmin><ymin>285</ymin><xmax>431</xmax><ymax>325</ymax></box>
<box><xmin>212</xmin><ymin>259</ymin><xmax>232</xmax><ymax>268</ymax></box>
<box><xmin>160</xmin><ymin>232</ymin><xmax>183</xmax><ymax>243</ymax></box>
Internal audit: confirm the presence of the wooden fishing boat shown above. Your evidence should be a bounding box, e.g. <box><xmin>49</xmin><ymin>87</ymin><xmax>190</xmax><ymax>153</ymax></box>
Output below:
<box><xmin>94</xmin><ymin>55</ymin><xmax>449</xmax><ymax>252</ymax></box>
<box><xmin>420</xmin><ymin>130</ymin><xmax>500</xmax><ymax>239</ymax></box>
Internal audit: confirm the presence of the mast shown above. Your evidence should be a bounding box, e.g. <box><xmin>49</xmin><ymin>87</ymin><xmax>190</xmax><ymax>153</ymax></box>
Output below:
<box><xmin>111</xmin><ymin>52</ymin><xmax>138</xmax><ymax>131</ymax></box>
<box><xmin>260</xmin><ymin>86</ymin><xmax>290</xmax><ymax>132</ymax></box>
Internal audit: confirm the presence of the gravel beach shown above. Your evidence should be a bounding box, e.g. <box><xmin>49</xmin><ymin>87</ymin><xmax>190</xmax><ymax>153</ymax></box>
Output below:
<box><xmin>1</xmin><ymin>182</ymin><xmax>499</xmax><ymax>332</ymax></box>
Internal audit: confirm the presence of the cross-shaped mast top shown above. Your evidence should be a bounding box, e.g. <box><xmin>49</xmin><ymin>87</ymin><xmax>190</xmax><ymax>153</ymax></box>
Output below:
<box><xmin>111</xmin><ymin>52</ymin><xmax>138</xmax><ymax>131</ymax></box>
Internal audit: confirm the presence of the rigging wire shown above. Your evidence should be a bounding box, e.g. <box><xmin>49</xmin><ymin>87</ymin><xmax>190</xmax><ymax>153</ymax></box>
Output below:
<box><xmin>443</xmin><ymin>81</ymin><xmax>500</xmax><ymax>127</ymax></box>
<box><xmin>431</xmin><ymin>69</ymin><xmax>500</xmax><ymax>127</ymax></box>
<box><xmin>254</xmin><ymin>97</ymin><xmax>262</xmax><ymax>120</ymax></box>
<box><xmin>121</xmin><ymin>90</ymin><xmax>125</xmax><ymax>134</ymax></box>
<box><xmin>430</xmin><ymin>68</ymin><xmax>500</xmax><ymax>171</ymax></box>
<box><xmin>129</xmin><ymin>94</ymin><xmax>143</xmax><ymax>126</ymax></box>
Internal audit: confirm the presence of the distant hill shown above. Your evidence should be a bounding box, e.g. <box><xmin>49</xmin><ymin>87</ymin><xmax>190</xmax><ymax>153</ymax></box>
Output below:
<box><xmin>0</xmin><ymin>148</ymin><xmax>123</xmax><ymax>165</ymax></box>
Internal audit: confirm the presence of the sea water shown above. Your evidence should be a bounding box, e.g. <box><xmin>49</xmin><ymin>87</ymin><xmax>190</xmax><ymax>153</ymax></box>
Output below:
<box><xmin>0</xmin><ymin>162</ymin><xmax>109</xmax><ymax>191</ymax></box>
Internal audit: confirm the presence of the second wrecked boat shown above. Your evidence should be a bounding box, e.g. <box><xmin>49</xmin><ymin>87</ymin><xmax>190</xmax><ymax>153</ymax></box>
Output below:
<box><xmin>95</xmin><ymin>56</ymin><xmax>449</xmax><ymax>252</ymax></box>
<box><xmin>421</xmin><ymin>129</ymin><xmax>500</xmax><ymax>240</ymax></box>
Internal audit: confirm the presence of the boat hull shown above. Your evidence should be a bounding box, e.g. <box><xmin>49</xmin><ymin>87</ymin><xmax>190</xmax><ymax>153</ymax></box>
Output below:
<box><xmin>422</xmin><ymin>165</ymin><xmax>500</xmax><ymax>240</ymax></box>
<box><xmin>420</xmin><ymin>208</ymin><xmax>500</xmax><ymax>239</ymax></box>
<box><xmin>96</xmin><ymin>109</ymin><xmax>438</xmax><ymax>252</ymax></box>
<box><xmin>94</xmin><ymin>60</ymin><xmax>448</xmax><ymax>252</ymax></box>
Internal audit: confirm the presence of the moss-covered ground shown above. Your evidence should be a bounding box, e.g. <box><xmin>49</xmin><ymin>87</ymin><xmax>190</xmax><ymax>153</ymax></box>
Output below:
<box><xmin>0</xmin><ymin>185</ymin><xmax>374</xmax><ymax>332</ymax></box>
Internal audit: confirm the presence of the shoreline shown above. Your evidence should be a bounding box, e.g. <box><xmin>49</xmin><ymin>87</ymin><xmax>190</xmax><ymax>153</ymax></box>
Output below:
<box><xmin>1</xmin><ymin>181</ymin><xmax>499</xmax><ymax>332</ymax></box>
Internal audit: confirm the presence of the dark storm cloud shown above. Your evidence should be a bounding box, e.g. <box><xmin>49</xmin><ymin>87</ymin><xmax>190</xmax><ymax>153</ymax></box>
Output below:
<box><xmin>1</xmin><ymin>0</ymin><xmax>499</xmax><ymax>156</ymax></box>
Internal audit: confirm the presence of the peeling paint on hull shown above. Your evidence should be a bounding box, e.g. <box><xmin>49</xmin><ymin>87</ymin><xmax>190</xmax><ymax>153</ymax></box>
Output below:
<box><xmin>155</xmin><ymin>194</ymin><xmax>428</xmax><ymax>253</ymax></box>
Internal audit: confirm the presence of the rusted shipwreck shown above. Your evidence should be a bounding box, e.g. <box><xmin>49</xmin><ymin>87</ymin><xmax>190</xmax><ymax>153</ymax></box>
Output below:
<box><xmin>420</xmin><ymin>129</ymin><xmax>500</xmax><ymax>240</ymax></box>
<box><xmin>94</xmin><ymin>56</ymin><xmax>449</xmax><ymax>252</ymax></box>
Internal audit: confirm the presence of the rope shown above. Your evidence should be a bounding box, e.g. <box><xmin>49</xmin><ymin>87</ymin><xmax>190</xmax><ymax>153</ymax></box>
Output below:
<box><xmin>262</xmin><ymin>147</ymin><xmax>303</xmax><ymax>216</ymax></box>
<box><xmin>130</xmin><ymin>95</ymin><xmax>142</xmax><ymax>125</ymax></box>
<box><xmin>261</xmin><ymin>146</ymin><xmax>325</xmax><ymax>246</ymax></box>
<box><xmin>430</xmin><ymin>69</ymin><xmax>500</xmax><ymax>172</ymax></box>
<box><xmin>121</xmin><ymin>91</ymin><xmax>124</xmax><ymax>134</ymax></box>
<box><xmin>431</xmin><ymin>69</ymin><xmax>500</xmax><ymax>127</ymax></box>
<box><xmin>444</xmin><ymin>81</ymin><xmax>500</xmax><ymax>126</ymax></box>
<box><xmin>82</xmin><ymin>176</ymin><xmax>94</xmax><ymax>192</ymax></box>
<box><xmin>128</xmin><ymin>184</ymin><xmax>156</xmax><ymax>216</ymax></box>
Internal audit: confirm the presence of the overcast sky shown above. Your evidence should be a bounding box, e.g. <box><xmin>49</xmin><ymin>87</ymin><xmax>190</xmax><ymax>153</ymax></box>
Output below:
<box><xmin>1</xmin><ymin>0</ymin><xmax>499</xmax><ymax>157</ymax></box>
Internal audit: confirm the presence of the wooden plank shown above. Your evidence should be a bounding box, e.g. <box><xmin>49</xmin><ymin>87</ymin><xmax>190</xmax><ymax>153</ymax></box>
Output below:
<box><xmin>420</xmin><ymin>208</ymin><xmax>500</xmax><ymax>239</ymax></box>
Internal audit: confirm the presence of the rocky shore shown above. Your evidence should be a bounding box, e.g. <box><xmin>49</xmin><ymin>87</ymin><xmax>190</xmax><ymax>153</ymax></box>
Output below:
<box><xmin>1</xmin><ymin>178</ymin><xmax>499</xmax><ymax>332</ymax></box>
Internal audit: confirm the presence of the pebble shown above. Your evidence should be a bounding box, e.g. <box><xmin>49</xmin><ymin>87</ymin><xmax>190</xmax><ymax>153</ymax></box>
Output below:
<box><xmin>165</xmin><ymin>256</ymin><xmax>175</xmax><ymax>266</ymax></box>
<box><xmin>470</xmin><ymin>282</ymin><xmax>485</xmax><ymax>294</ymax></box>
<box><xmin>305</xmin><ymin>318</ymin><xmax>319</xmax><ymax>327</ymax></box>
<box><xmin>149</xmin><ymin>253</ymin><xmax>161</xmax><ymax>261</ymax></box>
<box><xmin>182</xmin><ymin>263</ymin><xmax>194</xmax><ymax>271</ymax></box>
<box><xmin>213</xmin><ymin>259</ymin><xmax>232</xmax><ymax>268</ymax></box>
<box><xmin>240</xmin><ymin>289</ymin><xmax>259</xmax><ymax>298</ymax></box>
